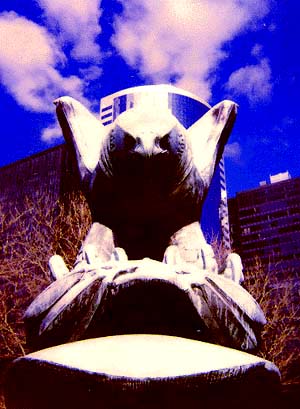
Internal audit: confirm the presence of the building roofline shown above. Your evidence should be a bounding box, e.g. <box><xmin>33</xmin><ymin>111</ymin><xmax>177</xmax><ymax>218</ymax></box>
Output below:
<box><xmin>100</xmin><ymin>84</ymin><xmax>211</xmax><ymax>108</ymax></box>
<box><xmin>0</xmin><ymin>144</ymin><xmax>65</xmax><ymax>171</ymax></box>
<box><xmin>232</xmin><ymin>175</ymin><xmax>300</xmax><ymax>198</ymax></box>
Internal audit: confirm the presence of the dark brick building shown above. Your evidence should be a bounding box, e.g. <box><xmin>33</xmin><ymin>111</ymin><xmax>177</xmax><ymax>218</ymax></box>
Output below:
<box><xmin>228</xmin><ymin>172</ymin><xmax>300</xmax><ymax>272</ymax></box>
<box><xmin>0</xmin><ymin>144</ymin><xmax>79</xmax><ymax>214</ymax></box>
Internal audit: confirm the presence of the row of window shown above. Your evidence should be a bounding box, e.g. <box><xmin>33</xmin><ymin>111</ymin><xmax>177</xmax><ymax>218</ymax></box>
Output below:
<box><xmin>239</xmin><ymin>206</ymin><xmax>300</xmax><ymax>222</ymax></box>
<box><xmin>241</xmin><ymin>218</ymin><xmax>300</xmax><ymax>235</ymax></box>
<box><xmin>236</xmin><ymin>180</ymin><xmax>300</xmax><ymax>208</ymax></box>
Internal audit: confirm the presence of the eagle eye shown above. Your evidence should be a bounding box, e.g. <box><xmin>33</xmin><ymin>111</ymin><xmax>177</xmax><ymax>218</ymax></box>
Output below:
<box><xmin>160</xmin><ymin>133</ymin><xmax>170</xmax><ymax>150</ymax></box>
<box><xmin>124</xmin><ymin>133</ymin><xmax>136</xmax><ymax>150</ymax></box>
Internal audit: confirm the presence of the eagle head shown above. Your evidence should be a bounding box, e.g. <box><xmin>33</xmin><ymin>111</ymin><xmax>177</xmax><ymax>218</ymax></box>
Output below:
<box><xmin>110</xmin><ymin>108</ymin><xmax>186</xmax><ymax>159</ymax></box>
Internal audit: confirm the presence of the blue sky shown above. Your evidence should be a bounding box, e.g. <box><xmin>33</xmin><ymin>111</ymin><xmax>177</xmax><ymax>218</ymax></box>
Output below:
<box><xmin>0</xmin><ymin>0</ymin><xmax>299</xmax><ymax>197</ymax></box>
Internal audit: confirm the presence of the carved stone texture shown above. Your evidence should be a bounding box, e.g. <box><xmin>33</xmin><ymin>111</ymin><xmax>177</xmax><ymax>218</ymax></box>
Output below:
<box><xmin>55</xmin><ymin>96</ymin><xmax>237</xmax><ymax>260</ymax></box>
<box><xmin>18</xmin><ymin>91</ymin><xmax>282</xmax><ymax>408</ymax></box>
<box><xmin>5</xmin><ymin>335</ymin><xmax>281</xmax><ymax>409</ymax></box>
<box><xmin>25</xmin><ymin>253</ymin><xmax>265</xmax><ymax>352</ymax></box>
<box><xmin>24</xmin><ymin>95</ymin><xmax>260</xmax><ymax>352</ymax></box>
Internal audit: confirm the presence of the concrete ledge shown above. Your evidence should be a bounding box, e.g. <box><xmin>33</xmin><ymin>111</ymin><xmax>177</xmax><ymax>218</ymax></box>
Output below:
<box><xmin>5</xmin><ymin>335</ymin><xmax>280</xmax><ymax>409</ymax></box>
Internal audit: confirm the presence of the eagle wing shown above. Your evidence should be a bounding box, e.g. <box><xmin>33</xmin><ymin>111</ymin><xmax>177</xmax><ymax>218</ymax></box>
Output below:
<box><xmin>186</xmin><ymin>100</ymin><xmax>237</xmax><ymax>189</ymax></box>
<box><xmin>54</xmin><ymin>96</ymin><xmax>108</xmax><ymax>188</ymax></box>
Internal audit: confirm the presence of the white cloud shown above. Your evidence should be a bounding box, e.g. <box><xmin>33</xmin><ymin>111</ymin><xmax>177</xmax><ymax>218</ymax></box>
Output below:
<box><xmin>251</xmin><ymin>44</ymin><xmax>264</xmax><ymax>58</ymax></box>
<box><xmin>0</xmin><ymin>11</ymin><xmax>89</xmax><ymax>112</ymax></box>
<box><xmin>79</xmin><ymin>65</ymin><xmax>103</xmax><ymax>81</ymax></box>
<box><xmin>224</xmin><ymin>142</ymin><xmax>242</xmax><ymax>162</ymax></box>
<box><xmin>225</xmin><ymin>58</ymin><xmax>272</xmax><ymax>103</ymax></box>
<box><xmin>37</xmin><ymin>0</ymin><xmax>103</xmax><ymax>60</ymax></box>
<box><xmin>41</xmin><ymin>122</ymin><xmax>62</xmax><ymax>142</ymax></box>
<box><xmin>112</xmin><ymin>0</ymin><xmax>270</xmax><ymax>101</ymax></box>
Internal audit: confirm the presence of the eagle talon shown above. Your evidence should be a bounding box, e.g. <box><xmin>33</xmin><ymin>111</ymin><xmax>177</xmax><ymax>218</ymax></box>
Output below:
<box><xmin>111</xmin><ymin>247</ymin><xmax>128</xmax><ymax>262</ymax></box>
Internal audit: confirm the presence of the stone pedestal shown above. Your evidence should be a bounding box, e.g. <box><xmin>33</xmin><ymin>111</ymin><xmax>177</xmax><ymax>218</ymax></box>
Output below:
<box><xmin>5</xmin><ymin>335</ymin><xmax>280</xmax><ymax>409</ymax></box>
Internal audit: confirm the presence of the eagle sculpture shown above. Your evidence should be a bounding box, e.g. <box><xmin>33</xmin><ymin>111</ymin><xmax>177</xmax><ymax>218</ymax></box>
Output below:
<box><xmin>24</xmin><ymin>93</ymin><xmax>267</xmax><ymax>353</ymax></box>
<box><xmin>54</xmin><ymin>96</ymin><xmax>237</xmax><ymax>261</ymax></box>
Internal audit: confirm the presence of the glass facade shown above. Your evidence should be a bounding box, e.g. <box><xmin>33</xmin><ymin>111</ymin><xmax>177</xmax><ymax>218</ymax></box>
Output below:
<box><xmin>167</xmin><ymin>93</ymin><xmax>208</xmax><ymax>127</ymax></box>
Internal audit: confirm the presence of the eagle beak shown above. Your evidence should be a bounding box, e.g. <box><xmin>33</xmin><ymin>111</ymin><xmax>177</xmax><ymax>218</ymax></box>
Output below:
<box><xmin>135</xmin><ymin>133</ymin><xmax>166</xmax><ymax>157</ymax></box>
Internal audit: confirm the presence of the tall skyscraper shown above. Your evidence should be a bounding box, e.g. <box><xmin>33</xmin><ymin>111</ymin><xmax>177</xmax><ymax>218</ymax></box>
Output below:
<box><xmin>100</xmin><ymin>84</ymin><xmax>230</xmax><ymax>246</ymax></box>
<box><xmin>228</xmin><ymin>172</ymin><xmax>300</xmax><ymax>271</ymax></box>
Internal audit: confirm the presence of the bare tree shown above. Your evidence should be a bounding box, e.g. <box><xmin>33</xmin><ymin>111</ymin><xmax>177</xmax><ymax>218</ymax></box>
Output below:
<box><xmin>0</xmin><ymin>191</ymin><xmax>91</xmax><ymax>358</ymax></box>
<box><xmin>0</xmin><ymin>198</ymin><xmax>299</xmax><ymax>387</ymax></box>
<box><xmin>243</xmin><ymin>259</ymin><xmax>300</xmax><ymax>384</ymax></box>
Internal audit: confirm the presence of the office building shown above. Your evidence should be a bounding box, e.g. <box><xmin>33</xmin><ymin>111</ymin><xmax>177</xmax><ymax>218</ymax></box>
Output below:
<box><xmin>228</xmin><ymin>172</ymin><xmax>300</xmax><ymax>271</ymax></box>
<box><xmin>0</xmin><ymin>144</ymin><xmax>75</xmax><ymax>214</ymax></box>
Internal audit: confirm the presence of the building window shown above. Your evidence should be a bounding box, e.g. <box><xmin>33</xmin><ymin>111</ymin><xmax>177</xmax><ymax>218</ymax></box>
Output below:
<box><xmin>101</xmin><ymin>112</ymin><xmax>112</xmax><ymax>120</ymax></box>
<box><xmin>101</xmin><ymin>105</ymin><xmax>112</xmax><ymax>112</ymax></box>
<box><xmin>243</xmin><ymin>227</ymin><xmax>251</xmax><ymax>235</ymax></box>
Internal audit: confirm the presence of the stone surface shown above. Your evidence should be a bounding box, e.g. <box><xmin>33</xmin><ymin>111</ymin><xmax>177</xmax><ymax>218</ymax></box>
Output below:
<box><xmin>55</xmin><ymin>96</ymin><xmax>237</xmax><ymax>260</ymax></box>
<box><xmin>17</xmin><ymin>91</ymin><xmax>282</xmax><ymax>408</ymax></box>
<box><xmin>25</xmin><ymin>257</ymin><xmax>265</xmax><ymax>352</ymax></box>
<box><xmin>5</xmin><ymin>335</ymin><xmax>281</xmax><ymax>409</ymax></box>
<box><xmin>20</xmin><ymin>92</ymin><xmax>279</xmax><ymax>409</ymax></box>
